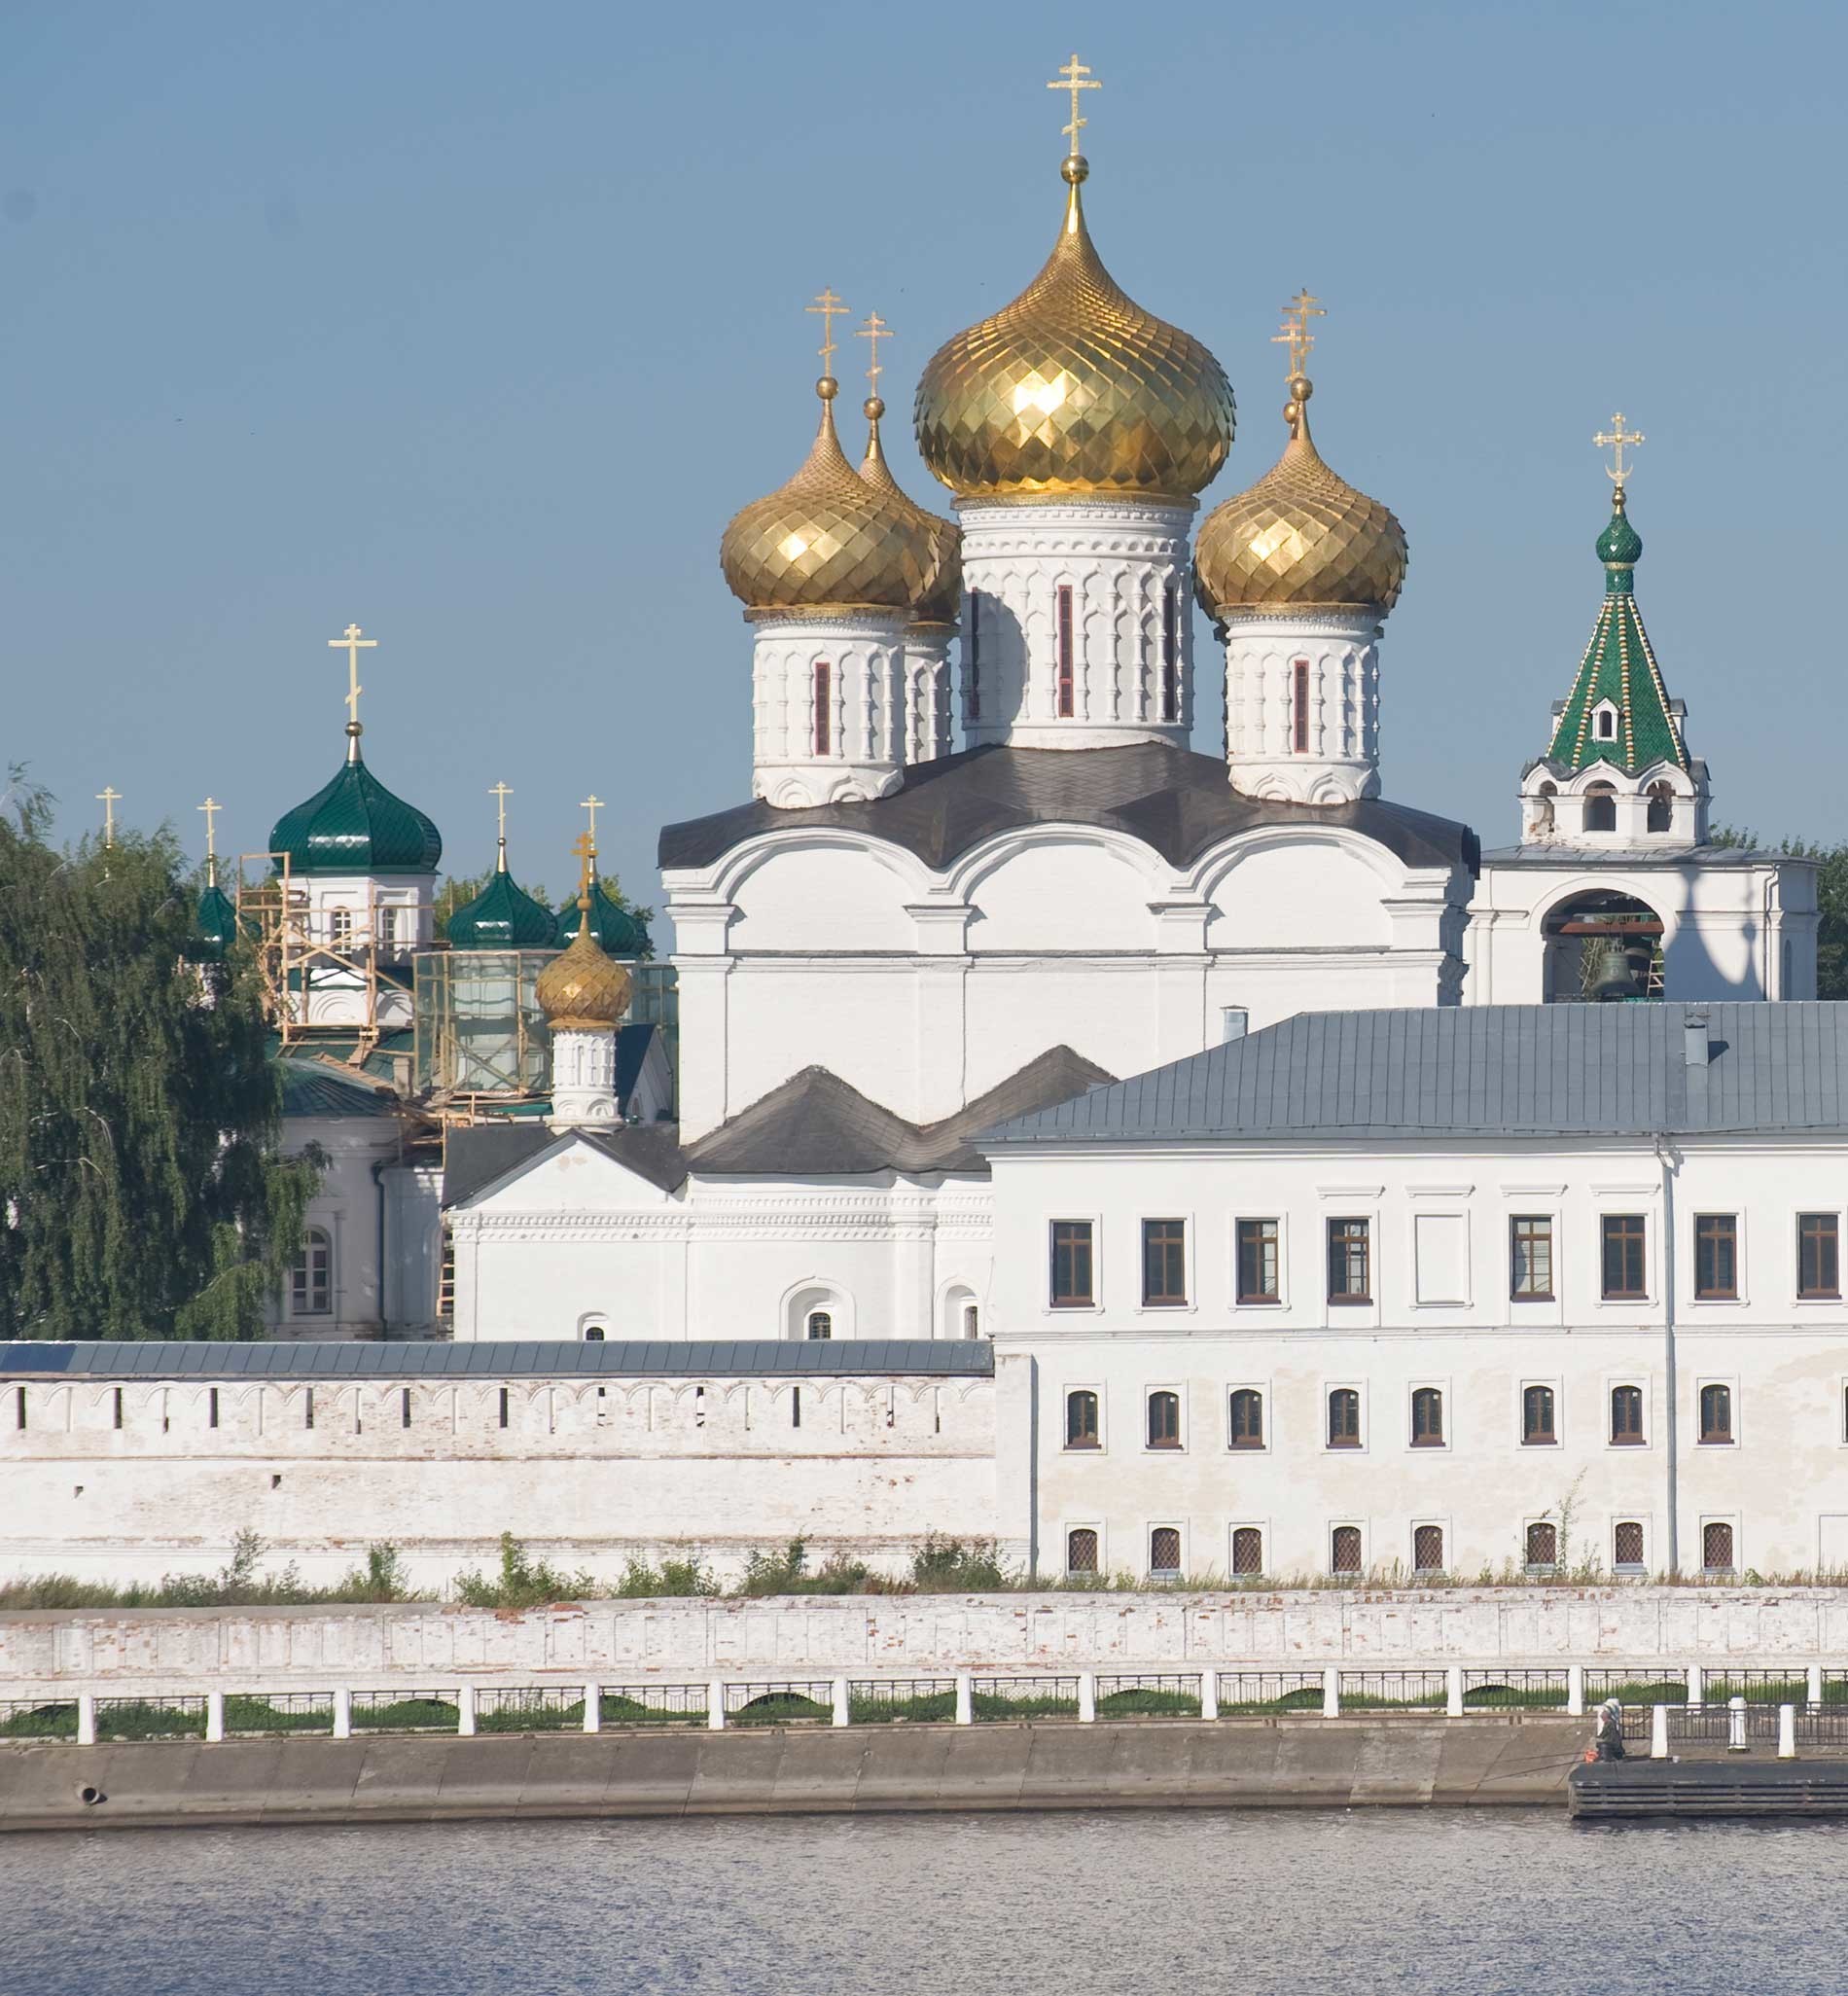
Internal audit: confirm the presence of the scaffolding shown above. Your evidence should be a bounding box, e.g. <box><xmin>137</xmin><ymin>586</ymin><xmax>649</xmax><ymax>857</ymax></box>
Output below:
<box><xmin>413</xmin><ymin>947</ymin><xmax>557</xmax><ymax>1103</ymax></box>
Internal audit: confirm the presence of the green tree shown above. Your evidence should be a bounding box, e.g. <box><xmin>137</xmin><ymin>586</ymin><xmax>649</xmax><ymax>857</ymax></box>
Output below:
<box><xmin>0</xmin><ymin>802</ymin><xmax>320</xmax><ymax>1339</ymax></box>
<box><xmin>1711</xmin><ymin>827</ymin><xmax>1848</xmax><ymax>1000</ymax></box>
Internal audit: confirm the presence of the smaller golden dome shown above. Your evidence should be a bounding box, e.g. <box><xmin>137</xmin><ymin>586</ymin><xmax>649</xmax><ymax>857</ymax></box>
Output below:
<box><xmin>720</xmin><ymin>380</ymin><xmax>934</xmax><ymax>617</ymax></box>
<box><xmin>1195</xmin><ymin>376</ymin><xmax>1407</xmax><ymax>615</ymax></box>
<box><xmin>536</xmin><ymin>908</ymin><xmax>632</xmax><ymax>1031</ymax></box>
<box><xmin>859</xmin><ymin>396</ymin><xmax>962</xmax><ymax>626</ymax></box>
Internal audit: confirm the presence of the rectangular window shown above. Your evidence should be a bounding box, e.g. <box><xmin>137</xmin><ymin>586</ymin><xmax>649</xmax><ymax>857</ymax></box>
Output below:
<box><xmin>112</xmin><ymin>1388</ymin><xmax>123</xmax><ymax>1431</ymax></box>
<box><xmin>497</xmin><ymin>1388</ymin><xmax>510</xmax><ymax>1431</ymax></box>
<box><xmin>329</xmin><ymin>907</ymin><xmax>352</xmax><ymax>949</ymax></box>
<box><xmin>14</xmin><ymin>1385</ymin><xmax>24</xmax><ymax>1431</ymax></box>
<box><xmin>303</xmin><ymin>1388</ymin><xmax>314</xmax><ymax>1432</ymax></box>
<box><xmin>401</xmin><ymin>1388</ymin><xmax>411</xmax><ymax>1431</ymax></box>
<box><xmin>1160</xmin><ymin>584</ymin><xmax>1178</xmax><ymax>723</ymax></box>
<box><xmin>1141</xmin><ymin>1219</ymin><xmax>1187</xmax><ymax>1306</ymax></box>
<box><xmin>1799</xmin><ymin>1213</ymin><xmax>1840</xmax><ymax>1299</ymax></box>
<box><xmin>1327</xmin><ymin>1218</ymin><xmax>1371</xmax><ymax>1303</ymax></box>
<box><xmin>1055</xmin><ymin>585</ymin><xmax>1075</xmax><ymax>717</ymax></box>
<box><xmin>1601</xmin><ymin>1214</ymin><xmax>1647</xmax><ymax>1301</ymax></box>
<box><xmin>812</xmin><ymin>659</ymin><xmax>832</xmax><ymax>758</ymax></box>
<box><xmin>1521</xmin><ymin>1384</ymin><xmax>1557</xmax><ymax>1446</ymax></box>
<box><xmin>1293</xmin><ymin>659</ymin><xmax>1310</xmax><ymax>753</ymax></box>
<box><xmin>292</xmin><ymin>1230</ymin><xmax>332</xmax><ymax>1317</ymax></box>
<box><xmin>1049</xmin><ymin>1221</ymin><xmax>1094</xmax><ymax>1307</ymax></box>
<box><xmin>1695</xmin><ymin>1214</ymin><xmax>1738</xmax><ymax>1300</ymax></box>
<box><xmin>208</xmin><ymin>1387</ymin><xmax>219</xmax><ymax>1431</ymax></box>
<box><xmin>966</xmin><ymin>589</ymin><xmax>981</xmax><ymax>722</ymax></box>
<box><xmin>1236</xmin><ymin>1219</ymin><xmax>1280</xmax><ymax>1303</ymax></box>
<box><xmin>1510</xmin><ymin>1216</ymin><xmax>1554</xmax><ymax>1300</ymax></box>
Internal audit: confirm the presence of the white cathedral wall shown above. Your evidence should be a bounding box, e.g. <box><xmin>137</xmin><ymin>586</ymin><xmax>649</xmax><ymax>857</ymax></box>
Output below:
<box><xmin>986</xmin><ymin>1136</ymin><xmax>1848</xmax><ymax>1580</ymax></box>
<box><xmin>0</xmin><ymin>1374</ymin><xmax>998</xmax><ymax>1587</ymax></box>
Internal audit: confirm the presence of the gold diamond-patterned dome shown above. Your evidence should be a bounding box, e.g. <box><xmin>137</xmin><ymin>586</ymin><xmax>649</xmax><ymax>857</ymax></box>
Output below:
<box><xmin>1194</xmin><ymin>377</ymin><xmax>1406</xmax><ymax>615</ymax></box>
<box><xmin>858</xmin><ymin>398</ymin><xmax>962</xmax><ymax>625</ymax></box>
<box><xmin>914</xmin><ymin>159</ymin><xmax>1234</xmax><ymax>504</ymax></box>
<box><xmin>536</xmin><ymin>910</ymin><xmax>632</xmax><ymax>1031</ymax></box>
<box><xmin>721</xmin><ymin>380</ymin><xmax>934</xmax><ymax>617</ymax></box>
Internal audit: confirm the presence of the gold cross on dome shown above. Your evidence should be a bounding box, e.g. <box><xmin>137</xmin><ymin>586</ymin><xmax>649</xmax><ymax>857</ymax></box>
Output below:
<box><xmin>95</xmin><ymin>786</ymin><xmax>122</xmax><ymax>846</ymax></box>
<box><xmin>488</xmin><ymin>781</ymin><xmax>513</xmax><ymax>845</ymax></box>
<box><xmin>1048</xmin><ymin>53</ymin><xmax>1101</xmax><ymax>157</ymax></box>
<box><xmin>580</xmin><ymin>794</ymin><xmax>606</xmax><ymax>850</ymax></box>
<box><xmin>856</xmin><ymin>311</ymin><xmax>891</xmax><ymax>396</ymax></box>
<box><xmin>806</xmin><ymin>288</ymin><xmax>847</xmax><ymax>374</ymax></box>
<box><xmin>571</xmin><ymin>828</ymin><xmax>596</xmax><ymax>900</ymax></box>
<box><xmin>328</xmin><ymin>622</ymin><xmax>377</xmax><ymax>726</ymax></box>
<box><xmin>1594</xmin><ymin>411</ymin><xmax>1646</xmax><ymax>486</ymax></box>
<box><xmin>197</xmin><ymin>796</ymin><xmax>222</xmax><ymax>862</ymax></box>
<box><xmin>1272</xmin><ymin>289</ymin><xmax>1327</xmax><ymax>377</ymax></box>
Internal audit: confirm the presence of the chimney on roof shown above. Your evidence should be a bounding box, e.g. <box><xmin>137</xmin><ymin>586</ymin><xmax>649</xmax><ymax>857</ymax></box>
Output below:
<box><xmin>1684</xmin><ymin>1007</ymin><xmax>1712</xmax><ymax>1068</ymax></box>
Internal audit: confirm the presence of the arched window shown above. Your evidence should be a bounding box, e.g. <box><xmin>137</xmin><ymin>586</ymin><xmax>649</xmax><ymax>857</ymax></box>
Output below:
<box><xmin>1521</xmin><ymin>1384</ymin><xmax>1556</xmax><ymax>1445</ymax></box>
<box><xmin>1530</xmin><ymin>781</ymin><xmax>1556</xmax><ymax>835</ymax></box>
<box><xmin>1066</xmin><ymin>1527</ymin><xmax>1098</xmax><ymax>1576</ymax></box>
<box><xmin>1582</xmin><ymin>783</ymin><xmax>1617</xmax><ymax>833</ymax></box>
<box><xmin>1293</xmin><ymin>659</ymin><xmax>1311</xmax><ymax>753</ymax></box>
<box><xmin>291</xmin><ymin>1228</ymin><xmax>332</xmax><ymax>1316</ymax></box>
<box><xmin>805</xmin><ymin>1310</ymin><xmax>832</xmax><ymax>1340</ymax></box>
<box><xmin>1410</xmin><ymin>1388</ymin><xmax>1443</xmax><ymax>1447</ymax></box>
<box><xmin>1149</xmin><ymin>1527</ymin><xmax>1182</xmax><ymax>1579</ymax></box>
<box><xmin>1646</xmin><ymin>781</ymin><xmax>1674</xmax><ymax>834</ymax></box>
<box><xmin>961</xmin><ymin>1303</ymin><xmax>980</xmax><ymax>1340</ymax></box>
<box><xmin>1231</xmin><ymin>1527</ymin><xmax>1263</xmax><ymax>1578</ymax></box>
<box><xmin>1699</xmin><ymin>1382</ymin><xmax>1733</xmax><ymax>1444</ymax></box>
<box><xmin>1613</xmin><ymin>1520</ymin><xmax>1645</xmax><ymax>1573</ymax></box>
<box><xmin>1055</xmin><ymin>585</ymin><xmax>1075</xmax><ymax>717</ymax></box>
<box><xmin>1331</xmin><ymin>1525</ymin><xmax>1362</xmax><ymax>1576</ymax></box>
<box><xmin>1227</xmin><ymin>1388</ymin><xmax>1263</xmax><ymax>1449</ymax></box>
<box><xmin>1702</xmin><ymin>1521</ymin><xmax>1735</xmax><ymax>1574</ymax></box>
<box><xmin>1413</xmin><ymin>1524</ymin><xmax>1445</xmax><ymax>1575</ymax></box>
<box><xmin>1525</xmin><ymin>1521</ymin><xmax>1558</xmax><ymax>1572</ymax></box>
<box><xmin>1147</xmin><ymin>1390</ymin><xmax>1182</xmax><ymax>1449</ymax></box>
<box><xmin>965</xmin><ymin>589</ymin><xmax>981</xmax><ymax>723</ymax></box>
<box><xmin>376</xmin><ymin>906</ymin><xmax>399</xmax><ymax>950</ymax></box>
<box><xmin>1160</xmin><ymin>583</ymin><xmax>1179</xmax><ymax>724</ymax></box>
<box><xmin>1327</xmin><ymin>1388</ymin><xmax>1361</xmax><ymax>1448</ymax></box>
<box><xmin>1594</xmin><ymin>707</ymin><xmax>1617</xmax><ymax>741</ymax></box>
<box><xmin>1610</xmin><ymin>1384</ymin><xmax>1644</xmax><ymax>1444</ymax></box>
<box><xmin>1065</xmin><ymin>1389</ymin><xmax>1100</xmax><ymax>1449</ymax></box>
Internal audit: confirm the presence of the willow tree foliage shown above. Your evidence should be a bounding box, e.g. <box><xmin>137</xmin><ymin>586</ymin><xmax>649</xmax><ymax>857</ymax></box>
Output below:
<box><xmin>0</xmin><ymin>790</ymin><xmax>319</xmax><ymax>1339</ymax></box>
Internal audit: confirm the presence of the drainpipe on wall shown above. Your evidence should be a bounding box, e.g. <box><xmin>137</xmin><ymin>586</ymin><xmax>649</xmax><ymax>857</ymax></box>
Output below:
<box><xmin>1655</xmin><ymin>1131</ymin><xmax>1680</xmax><ymax>1576</ymax></box>
<box><xmin>371</xmin><ymin>1158</ymin><xmax>390</xmax><ymax>1340</ymax></box>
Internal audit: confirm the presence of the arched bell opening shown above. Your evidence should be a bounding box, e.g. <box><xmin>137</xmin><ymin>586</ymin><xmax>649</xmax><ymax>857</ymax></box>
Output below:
<box><xmin>1541</xmin><ymin>889</ymin><xmax>1664</xmax><ymax>1003</ymax></box>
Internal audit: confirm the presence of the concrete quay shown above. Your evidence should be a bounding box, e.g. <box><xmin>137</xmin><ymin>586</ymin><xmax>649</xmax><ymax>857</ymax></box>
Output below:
<box><xmin>0</xmin><ymin>1714</ymin><xmax>1585</xmax><ymax>1831</ymax></box>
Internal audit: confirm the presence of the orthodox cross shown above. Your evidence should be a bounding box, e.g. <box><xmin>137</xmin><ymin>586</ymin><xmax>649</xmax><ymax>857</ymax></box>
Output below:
<box><xmin>328</xmin><ymin>622</ymin><xmax>377</xmax><ymax>728</ymax></box>
<box><xmin>1048</xmin><ymin>53</ymin><xmax>1100</xmax><ymax>156</ymax></box>
<box><xmin>856</xmin><ymin>311</ymin><xmax>891</xmax><ymax>397</ymax></box>
<box><xmin>488</xmin><ymin>781</ymin><xmax>513</xmax><ymax>845</ymax></box>
<box><xmin>197</xmin><ymin>796</ymin><xmax>222</xmax><ymax>877</ymax></box>
<box><xmin>571</xmin><ymin>828</ymin><xmax>596</xmax><ymax>901</ymax></box>
<box><xmin>806</xmin><ymin>288</ymin><xmax>847</xmax><ymax>374</ymax></box>
<box><xmin>1594</xmin><ymin>412</ymin><xmax>1645</xmax><ymax>487</ymax></box>
<box><xmin>580</xmin><ymin>794</ymin><xmax>606</xmax><ymax>852</ymax></box>
<box><xmin>95</xmin><ymin>786</ymin><xmax>122</xmax><ymax>846</ymax></box>
<box><xmin>1272</xmin><ymin>289</ymin><xmax>1326</xmax><ymax>377</ymax></box>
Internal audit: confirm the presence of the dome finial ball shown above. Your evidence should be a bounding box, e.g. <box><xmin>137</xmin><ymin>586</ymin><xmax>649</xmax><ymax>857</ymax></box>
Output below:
<box><xmin>1061</xmin><ymin>154</ymin><xmax>1089</xmax><ymax>185</ymax></box>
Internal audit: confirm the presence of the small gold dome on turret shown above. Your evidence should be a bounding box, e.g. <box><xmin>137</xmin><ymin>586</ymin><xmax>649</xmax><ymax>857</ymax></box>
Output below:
<box><xmin>720</xmin><ymin>379</ymin><xmax>934</xmax><ymax>617</ymax></box>
<box><xmin>914</xmin><ymin>157</ymin><xmax>1234</xmax><ymax>504</ymax></box>
<box><xmin>536</xmin><ymin>906</ymin><xmax>632</xmax><ymax>1030</ymax></box>
<box><xmin>1194</xmin><ymin>374</ymin><xmax>1406</xmax><ymax>615</ymax></box>
<box><xmin>859</xmin><ymin>395</ymin><xmax>962</xmax><ymax>626</ymax></box>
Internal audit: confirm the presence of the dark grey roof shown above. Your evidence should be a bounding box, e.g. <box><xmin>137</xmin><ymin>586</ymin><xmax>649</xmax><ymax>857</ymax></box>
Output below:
<box><xmin>614</xmin><ymin>1021</ymin><xmax>657</xmax><ymax>1106</ymax></box>
<box><xmin>443</xmin><ymin>1122</ymin><xmax>689</xmax><ymax>1207</ymax></box>
<box><xmin>1480</xmin><ymin>842</ymin><xmax>1811</xmax><ymax>870</ymax></box>
<box><xmin>660</xmin><ymin>743</ymin><xmax>1479</xmax><ymax>877</ymax></box>
<box><xmin>0</xmin><ymin>1339</ymin><xmax>993</xmax><ymax>1380</ymax></box>
<box><xmin>685</xmin><ymin>1045</ymin><xmax>1115</xmax><ymax>1176</ymax></box>
<box><xmin>981</xmin><ymin>1003</ymin><xmax>1848</xmax><ymax>1145</ymax></box>
<box><xmin>278</xmin><ymin>1060</ymin><xmax>398</xmax><ymax>1120</ymax></box>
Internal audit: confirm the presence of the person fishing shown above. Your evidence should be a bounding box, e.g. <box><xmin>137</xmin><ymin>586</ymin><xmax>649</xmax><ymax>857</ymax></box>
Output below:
<box><xmin>1591</xmin><ymin>1696</ymin><xmax>1626</xmax><ymax>1761</ymax></box>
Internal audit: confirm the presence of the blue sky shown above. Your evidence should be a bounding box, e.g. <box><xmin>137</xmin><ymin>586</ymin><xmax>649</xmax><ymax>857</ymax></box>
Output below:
<box><xmin>6</xmin><ymin>0</ymin><xmax>1845</xmax><ymax>908</ymax></box>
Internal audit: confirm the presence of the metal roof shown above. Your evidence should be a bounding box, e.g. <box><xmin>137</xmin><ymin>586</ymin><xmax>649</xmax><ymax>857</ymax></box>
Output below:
<box><xmin>277</xmin><ymin>1060</ymin><xmax>400</xmax><ymax>1121</ymax></box>
<box><xmin>0</xmin><ymin>1339</ymin><xmax>994</xmax><ymax>1380</ymax></box>
<box><xmin>981</xmin><ymin>1003</ymin><xmax>1848</xmax><ymax>1147</ymax></box>
<box><xmin>660</xmin><ymin>742</ymin><xmax>1479</xmax><ymax>877</ymax></box>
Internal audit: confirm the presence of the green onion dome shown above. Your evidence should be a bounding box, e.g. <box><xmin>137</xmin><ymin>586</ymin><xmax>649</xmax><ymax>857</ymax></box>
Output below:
<box><xmin>269</xmin><ymin>737</ymin><xmax>443</xmax><ymax>877</ymax></box>
<box><xmin>195</xmin><ymin>880</ymin><xmax>238</xmax><ymax>960</ymax></box>
<box><xmin>1596</xmin><ymin>486</ymin><xmax>1644</xmax><ymax>585</ymax></box>
<box><xmin>445</xmin><ymin>864</ymin><xmax>560</xmax><ymax>949</ymax></box>
<box><xmin>556</xmin><ymin>879</ymin><xmax>648</xmax><ymax>959</ymax></box>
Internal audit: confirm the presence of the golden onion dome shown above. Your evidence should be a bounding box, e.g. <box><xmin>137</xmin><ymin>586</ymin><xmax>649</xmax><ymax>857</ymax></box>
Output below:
<box><xmin>1194</xmin><ymin>374</ymin><xmax>1407</xmax><ymax>615</ymax></box>
<box><xmin>536</xmin><ymin>907</ymin><xmax>632</xmax><ymax>1031</ymax></box>
<box><xmin>914</xmin><ymin>157</ymin><xmax>1234</xmax><ymax>504</ymax></box>
<box><xmin>858</xmin><ymin>397</ymin><xmax>962</xmax><ymax>626</ymax></box>
<box><xmin>720</xmin><ymin>378</ymin><xmax>934</xmax><ymax>617</ymax></box>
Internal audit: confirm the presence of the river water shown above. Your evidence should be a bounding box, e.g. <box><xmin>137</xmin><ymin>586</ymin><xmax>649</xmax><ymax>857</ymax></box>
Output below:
<box><xmin>3</xmin><ymin>1808</ymin><xmax>1841</xmax><ymax>1995</ymax></box>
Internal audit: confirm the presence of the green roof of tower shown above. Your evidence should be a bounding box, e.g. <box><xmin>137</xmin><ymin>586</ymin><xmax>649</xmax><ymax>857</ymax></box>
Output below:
<box><xmin>1545</xmin><ymin>485</ymin><xmax>1688</xmax><ymax>774</ymax></box>
<box><xmin>195</xmin><ymin>878</ymin><xmax>238</xmax><ymax>960</ymax></box>
<box><xmin>269</xmin><ymin>729</ymin><xmax>443</xmax><ymax>877</ymax></box>
<box><xmin>446</xmin><ymin>854</ymin><xmax>560</xmax><ymax>949</ymax></box>
<box><xmin>557</xmin><ymin>878</ymin><xmax>650</xmax><ymax>959</ymax></box>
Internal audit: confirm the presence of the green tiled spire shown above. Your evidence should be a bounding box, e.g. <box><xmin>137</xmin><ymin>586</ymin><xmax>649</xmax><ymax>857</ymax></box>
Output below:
<box><xmin>1545</xmin><ymin>485</ymin><xmax>1688</xmax><ymax>773</ymax></box>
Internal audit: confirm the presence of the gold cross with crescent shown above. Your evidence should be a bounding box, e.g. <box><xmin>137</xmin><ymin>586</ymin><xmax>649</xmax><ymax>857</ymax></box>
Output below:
<box><xmin>580</xmin><ymin>794</ymin><xmax>606</xmax><ymax>851</ymax></box>
<box><xmin>328</xmin><ymin>622</ymin><xmax>377</xmax><ymax>728</ymax></box>
<box><xmin>806</xmin><ymin>288</ymin><xmax>847</xmax><ymax>374</ymax></box>
<box><xmin>1272</xmin><ymin>289</ymin><xmax>1327</xmax><ymax>378</ymax></box>
<box><xmin>571</xmin><ymin>828</ymin><xmax>596</xmax><ymax>902</ymax></box>
<box><xmin>488</xmin><ymin>781</ymin><xmax>513</xmax><ymax>847</ymax></box>
<box><xmin>1048</xmin><ymin>53</ymin><xmax>1101</xmax><ymax>157</ymax></box>
<box><xmin>1594</xmin><ymin>411</ymin><xmax>1646</xmax><ymax>486</ymax></box>
<box><xmin>95</xmin><ymin>786</ymin><xmax>122</xmax><ymax>846</ymax></box>
<box><xmin>856</xmin><ymin>311</ymin><xmax>891</xmax><ymax>398</ymax></box>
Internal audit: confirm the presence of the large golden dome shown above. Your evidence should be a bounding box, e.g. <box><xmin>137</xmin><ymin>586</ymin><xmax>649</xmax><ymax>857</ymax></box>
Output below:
<box><xmin>859</xmin><ymin>397</ymin><xmax>962</xmax><ymax>626</ymax></box>
<box><xmin>914</xmin><ymin>158</ymin><xmax>1234</xmax><ymax>504</ymax></box>
<box><xmin>721</xmin><ymin>379</ymin><xmax>933</xmax><ymax>617</ymax></box>
<box><xmin>536</xmin><ymin>909</ymin><xmax>632</xmax><ymax>1031</ymax></box>
<box><xmin>1194</xmin><ymin>375</ymin><xmax>1406</xmax><ymax>615</ymax></box>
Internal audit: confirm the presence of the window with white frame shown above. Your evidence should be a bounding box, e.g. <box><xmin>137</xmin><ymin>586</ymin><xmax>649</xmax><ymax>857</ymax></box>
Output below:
<box><xmin>291</xmin><ymin>1228</ymin><xmax>332</xmax><ymax>1316</ymax></box>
